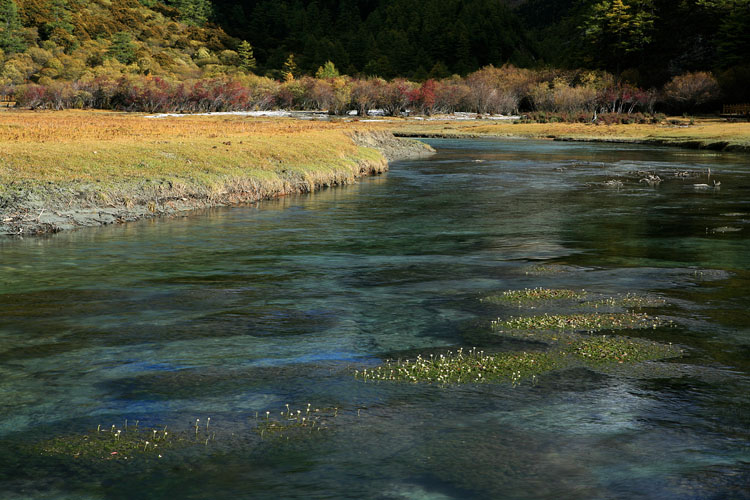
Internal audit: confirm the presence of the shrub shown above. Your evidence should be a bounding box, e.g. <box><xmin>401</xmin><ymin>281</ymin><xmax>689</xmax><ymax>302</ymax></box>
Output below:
<box><xmin>663</xmin><ymin>71</ymin><xmax>721</xmax><ymax>113</ymax></box>
<box><xmin>407</xmin><ymin>79</ymin><xmax>437</xmax><ymax>115</ymax></box>
<box><xmin>465</xmin><ymin>65</ymin><xmax>533</xmax><ymax>115</ymax></box>
<box><xmin>431</xmin><ymin>79</ymin><xmax>470</xmax><ymax>114</ymax></box>
<box><xmin>350</xmin><ymin>78</ymin><xmax>382</xmax><ymax>116</ymax></box>
<box><xmin>379</xmin><ymin>78</ymin><xmax>413</xmax><ymax>116</ymax></box>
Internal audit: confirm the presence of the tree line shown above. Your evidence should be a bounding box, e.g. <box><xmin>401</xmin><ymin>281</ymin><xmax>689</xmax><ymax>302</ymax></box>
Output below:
<box><xmin>7</xmin><ymin>64</ymin><xmax>722</xmax><ymax>118</ymax></box>
<box><xmin>1</xmin><ymin>0</ymin><xmax>747</xmax><ymax>106</ymax></box>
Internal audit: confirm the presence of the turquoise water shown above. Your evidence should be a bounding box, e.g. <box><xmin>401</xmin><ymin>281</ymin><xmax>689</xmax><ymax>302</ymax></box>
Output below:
<box><xmin>1</xmin><ymin>139</ymin><xmax>748</xmax><ymax>499</ymax></box>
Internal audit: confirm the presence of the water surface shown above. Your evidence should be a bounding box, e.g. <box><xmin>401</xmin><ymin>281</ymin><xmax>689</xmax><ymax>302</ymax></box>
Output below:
<box><xmin>1</xmin><ymin>139</ymin><xmax>749</xmax><ymax>499</ymax></box>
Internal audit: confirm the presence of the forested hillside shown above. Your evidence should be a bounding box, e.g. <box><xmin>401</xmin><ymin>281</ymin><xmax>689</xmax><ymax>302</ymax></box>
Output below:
<box><xmin>517</xmin><ymin>0</ymin><xmax>750</xmax><ymax>102</ymax></box>
<box><xmin>0</xmin><ymin>0</ymin><xmax>237</xmax><ymax>84</ymax></box>
<box><xmin>1</xmin><ymin>0</ymin><xmax>748</xmax><ymax>110</ymax></box>
<box><xmin>211</xmin><ymin>0</ymin><xmax>535</xmax><ymax>78</ymax></box>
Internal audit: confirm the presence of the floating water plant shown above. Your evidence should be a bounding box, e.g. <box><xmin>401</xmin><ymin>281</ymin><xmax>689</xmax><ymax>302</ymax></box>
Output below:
<box><xmin>255</xmin><ymin>404</ymin><xmax>338</xmax><ymax>439</ymax></box>
<box><xmin>523</xmin><ymin>264</ymin><xmax>573</xmax><ymax>276</ymax></box>
<box><xmin>34</xmin><ymin>420</ymin><xmax>211</xmax><ymax>461</ymax></box>
<box><xmin>492</xmin><ymin>312</ymin><xmax>670</xmax><ymax>333</ymax></box>
<box><xmin>573</xmin><ymin>336</ymin><xmax>681</xmax><ymax>364</ymax></box>
<box><xmin>482</xmin><ymin>288</ymin><xmax>587</xmax><ymax>305</ymax></box>
<box><xmin>355</xmin><ymin>348</ymin><xmax>558</xmax><ymax>385</ymax></box>
<box><xmin>584</xmin><ymin>293</ymin><xmax>667</xmax><ymax>309</ymax></box>
<box><xmin>356</xmin><ymin>336</ymin><xmax>683</xmax><ymax>386</ymax></box>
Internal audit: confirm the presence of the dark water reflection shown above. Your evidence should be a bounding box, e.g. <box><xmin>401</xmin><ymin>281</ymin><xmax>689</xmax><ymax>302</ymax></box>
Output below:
<box><xmin>1</xmin><ymin>139</ymin><xmax>748</xmax><ymax>499</ymax></box>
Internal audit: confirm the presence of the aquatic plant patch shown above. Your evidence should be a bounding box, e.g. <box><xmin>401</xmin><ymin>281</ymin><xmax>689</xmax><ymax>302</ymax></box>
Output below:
<box><xmin>255</xmin><ymin>404</ymin><xmax>339</xmax><ymax>439</ymax></box>
<box><xmin>482</xmin><ymin>288</ymin><xmax>587</xmax><ymax>305</ymax></box>
<box><xmin>356</xmin><ymin>336</ymin><xmax>683</xmax><ymax>386</ymax></box>
<box><xmin>34</xmin><ymin>420</ymin><xmax>211</xmax><ymax>461</ymax></box>
<box><xmin>32</xmin><ymin>405</ymin><xmax>342</xmax><ymax>461</ymax></box>
<box><xmin>522</xmin><ymin>264</ymin><xmax>575</xmax><ymax>275</ymax></box>
<box><xmin>356</xmin><ymin>348</ymin><xmax>560</xmax><ymax>385</ymax></box>
<box><xmin>584</xmin><ymin>293</ymin><xmax>667</xmax><ymax>309</ymax></box>
<box><xmin>492</xmin><ymin>312</ymin><xmax>670</xmax><ymax>333</ymax></box>
<box><xmin>573</xmin><ymin>336</ymin><xmax>681</xmax><ymax>364</ymax></box>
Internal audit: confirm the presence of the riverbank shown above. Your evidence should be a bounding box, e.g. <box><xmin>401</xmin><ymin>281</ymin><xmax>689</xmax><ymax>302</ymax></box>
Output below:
<box><xmin>380</xmin><ymin>116</ymin><xmax>750</xmax><ymax>152</ymax></box>
<box><xmin>0</xmin><ymin>111</ymin><xmax>433</xmax><ymax>235</ymax></box>
<box><xmin>3</xmin><ymin>112</ymin><xmax>749</xmax><ymax>236</ymax></box>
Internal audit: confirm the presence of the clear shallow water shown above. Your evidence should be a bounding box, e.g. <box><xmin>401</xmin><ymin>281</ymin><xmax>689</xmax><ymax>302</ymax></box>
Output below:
<box><xmin>1</xmin><ymin>139</ymin><xmax>749</xmax><ymax>499</ymax></box>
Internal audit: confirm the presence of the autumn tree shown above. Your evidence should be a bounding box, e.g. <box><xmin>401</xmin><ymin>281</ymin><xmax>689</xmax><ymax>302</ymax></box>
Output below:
<box><xmin>315</xmin><ymin>60</ymin><xmax>339</xmax><ymax>79</ymax></box>
<box><xmin>282</xmin><ymin>53</ymin><xmax>297</xmax><ymax>81</ymax></box>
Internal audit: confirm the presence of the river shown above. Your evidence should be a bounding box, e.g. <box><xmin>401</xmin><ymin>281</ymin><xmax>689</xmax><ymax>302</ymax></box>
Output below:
<box><xmin>1</xmin><ymin>138</ymin><xmax>748</xmax><ymax>499</ymax></box>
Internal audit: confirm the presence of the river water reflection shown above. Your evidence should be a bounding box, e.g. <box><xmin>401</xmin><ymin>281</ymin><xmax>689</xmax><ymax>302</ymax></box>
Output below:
<box><xmin>0</xmin><ymin>138</ymin><xmax>748</xmax><ymax>499</ymax></box>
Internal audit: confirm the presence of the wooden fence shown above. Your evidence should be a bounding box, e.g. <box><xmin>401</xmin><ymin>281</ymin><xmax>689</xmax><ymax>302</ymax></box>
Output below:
<box><xmin>723</xmin><ymin>103</ymin><xmax>750</xmax><ymax>115</ymax></box>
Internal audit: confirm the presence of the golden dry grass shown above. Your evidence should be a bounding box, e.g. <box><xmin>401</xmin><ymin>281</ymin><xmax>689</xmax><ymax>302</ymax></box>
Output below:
<box><xmin>0</xmin><ymin>111</ymin><xmax>383</xmax><ymax>186</ymax></box>
<box><xmin>1</xmin><ymin>111</ymin><xmax>747</xmax><ymax>190</ymax></box>
<box><xmin>373</xmin><ymin>116</ymin><xmax>750</xmax><ymax>149</ymax></box>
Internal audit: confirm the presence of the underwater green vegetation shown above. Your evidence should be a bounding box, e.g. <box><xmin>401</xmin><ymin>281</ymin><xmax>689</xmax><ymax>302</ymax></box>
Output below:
<box><xmin>573</xmin><ymin>336</ymin><xmax>680</xmax><ymax>365</ymax></box>
<box><xmin>481</xmin><ymin>288</ymin><xmax>588</xmax><ymax>304</ymax></box>
<box><xmin>482</xmin><ymin>288</ymin><xmax>667</xmax><ymax>309</ymax></box>
<box><xmin>585</xmin><ymin>293</ymin><xmax>668</xmax><ymax>309</ymax></box>
<box><xmin>34</xmin><ymin>420</ymin><xmax>211</xmax><ymax>461</ymax></box>
<box><xmin>356</xmin><ymin>336</ymin><xmax>683</xmax><ymax>385</ymax></box>
<box><xmin>356</xmin><ymin>348</ymin><xmax>557</xmax><ymax>385</ymax></box>
<box><xmin>357</xmin><ymin>288</ymin><xmax>681</xmax><ymax>386</ymax></box>
<box><xmin>31</xmin><ymin>404</ymin><xmax>343</xmax><ymax>462</ymax></box>
<box><xmin>255</xmin><ymin>404</ymin><xmax>340</xmax><ymax>439</ymax></box>
<box><xmin>29</xmin><ymin>289</ymin><xmax>681</xmax><ymax>463</ymax></box>
<box><xmin>492</xmin><ymin>312</ymin><xmax>670</xmax><ymax>333</ymax></box>
<box><xmin>522</xmin><ymin>264</ymin><xmax>575</xmax><ymax>276</ymax></box>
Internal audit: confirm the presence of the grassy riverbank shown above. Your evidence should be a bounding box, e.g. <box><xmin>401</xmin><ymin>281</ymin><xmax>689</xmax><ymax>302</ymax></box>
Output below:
<box><xmin>0</xmin><ymin>111</ymin><xmax>432</xmax><ymax>235</ymax></box>
<box><xmin>2</xmin><ymin>111</ymin><xmax>748</xmax><ymax>236</ymax></box>
<box><xmin>381</xmin><ymin>116</ymin><xmax>750</xmax><ymax>152</ymax></box>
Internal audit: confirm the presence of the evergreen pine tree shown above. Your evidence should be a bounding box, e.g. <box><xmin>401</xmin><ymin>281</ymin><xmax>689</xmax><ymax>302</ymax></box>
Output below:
<box><xmin>0</xmin><ymin>0</ymin><xmax>24</xmax><ymax>53</ymax></box>
<box><xmin>581</xmin><ymin>0</ymin><xmax>655</xmax><ymax>76</ymax></box>
<box><xmin>108</xmin><ymin>32</ymin><xmax>137</xmax><ymax>65</ymax></box>
<box><xmin>238</xmin><ymin>40</ymin><xmax>257</xmax><ymax>72</ymax></box>
<box><xmin>169</xmin><ymin>0</ymin><xmax>212</xmax><ymax>26</ymax></box>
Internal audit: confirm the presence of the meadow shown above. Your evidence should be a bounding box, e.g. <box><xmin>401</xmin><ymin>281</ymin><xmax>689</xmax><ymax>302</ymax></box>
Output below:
<box><xmin>378</xmin><ymin>116</ymin><xmax>750</xmax><ymax>152</ymax></box>
<box><xmin>0</xmin><ymin>110</ymin><xmax>429</xmax><ymax>234</ymax></box>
